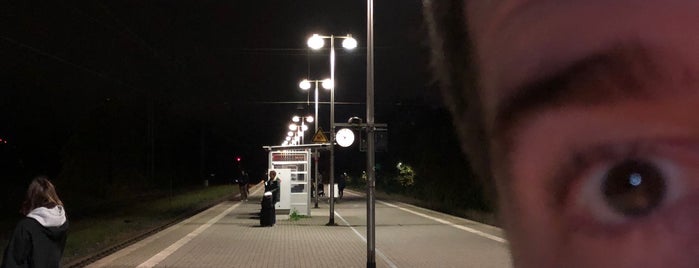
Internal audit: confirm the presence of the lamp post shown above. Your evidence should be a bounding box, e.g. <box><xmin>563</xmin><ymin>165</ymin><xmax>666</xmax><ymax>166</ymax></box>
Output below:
<box><xmin>307</xmin><ymin>33</ymin><xmax>357</xmax><ymax>226</ymax></box>
<box><xmin>292</xmin><ymin>115</ymin><xmax>313</xmax><ymax>144</ymax></box>
<box><xmin>288</xmin><ymin>122</ymin><xmax>309</xmax><ymax>145</ymax></box>
<box><xmin>286</xmin><ymin>124</ymin><xmax>299</xmax><ymax>146</ymax></box>
<box><xmin>299</xmin><ymin>78</ymin><xmax>332</xmax><ymax>208</ymax></box>
<box><xmin>366</xmin><ymin>0</ymin><xmax>376</xmax><ymax>266</ymax></box>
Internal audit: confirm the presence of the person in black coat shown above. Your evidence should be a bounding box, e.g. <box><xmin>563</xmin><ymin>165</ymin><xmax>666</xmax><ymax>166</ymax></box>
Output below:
<box><xmin>2</xmin><ymin>176</ymin><xmax>69</xmax><ymax>268</ymax></box>
<box><xmin>338</xmin><ymin>173</ymin><xmax>347</xmax><ymax>200</ymax></box>
<box><xmin>260</xmin><ymin>170</ymin><xmax>280</xmax><ymax>227</ymax></box>
<box><xmin>264</xmin><ymin>170</ymin><xmax>280</xmax><ymax>204</ymax></box>
<box><xmin>238</xmin><ymin>170</ymin><xmax>250</xmax><ymax>201</ymax></box>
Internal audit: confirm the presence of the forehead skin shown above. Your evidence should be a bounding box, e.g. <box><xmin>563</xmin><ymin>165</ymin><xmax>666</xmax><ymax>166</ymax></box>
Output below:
<box><xmin>466</xmin><ymin>0</ymin><xmax>699</xmax><ymax>126</ymax></box>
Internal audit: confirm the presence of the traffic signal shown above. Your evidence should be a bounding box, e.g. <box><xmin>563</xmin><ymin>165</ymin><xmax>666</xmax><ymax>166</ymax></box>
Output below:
<box><xmin>236</xmin><ymin>156</ymin><xmax>241</xmax><ymax>162</ymax></box>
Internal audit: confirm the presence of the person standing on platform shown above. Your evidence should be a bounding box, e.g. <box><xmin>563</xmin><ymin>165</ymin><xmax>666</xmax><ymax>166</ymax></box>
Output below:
<box><xmin>264</xmin><ymin>170</ymin><xmax>280</xmax><ymax>204</ymax></box>
<box><xmin>338</xmin><ymin>172</ymin><xmax>347</xmax><ymax>200</ymax></box>
<box><xmin>238</xmin><ymin>170</ymin><xmax>249</xmax><ymax>201</ymax></box>
<box><xmin>260</xmin><ymin>170</ymin><xmax>280</xmax><ymax>227</ymax></box>
<box><xmin>2</xmin><ymin>176</ymin><xmax>69</xmax><ymax>268</ymax></box>
<box><xmin>317</xmin><ymin>172</ymin><xmax>324</xmax><ymax>197</ymax></box>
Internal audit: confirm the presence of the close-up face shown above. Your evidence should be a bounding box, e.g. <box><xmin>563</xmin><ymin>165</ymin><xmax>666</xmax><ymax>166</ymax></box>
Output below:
<box><xmin>466</xmin><ymin>1</ymin><xmax>699</xmax><ymax>267</ymax></box>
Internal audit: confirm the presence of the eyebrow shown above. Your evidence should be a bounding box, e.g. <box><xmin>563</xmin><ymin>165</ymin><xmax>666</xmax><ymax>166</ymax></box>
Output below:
<box><xmin>492</xmin><ymin>44</ymin><xmax>662</xmax><ymax>142</ymax></box>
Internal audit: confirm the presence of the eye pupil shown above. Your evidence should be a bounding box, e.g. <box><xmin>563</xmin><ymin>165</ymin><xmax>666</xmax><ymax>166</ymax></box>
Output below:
<box><xmin>602</xmin><ymin>160</ymin><xmax>666</xmax><ymax>217</ymax></box>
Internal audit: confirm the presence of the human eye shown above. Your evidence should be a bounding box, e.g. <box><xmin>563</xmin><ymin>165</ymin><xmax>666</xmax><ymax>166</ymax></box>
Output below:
<box><xmin>558</xmin><ymin>142</ymin><xmax>696</xmax><ymax>231</ymax></box>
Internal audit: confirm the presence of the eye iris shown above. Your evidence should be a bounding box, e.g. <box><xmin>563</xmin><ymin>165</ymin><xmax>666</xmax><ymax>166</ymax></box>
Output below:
<box><xmin>602</xmin><ymin>160</ymin><xmax>666</xmax><ymax>217</ymax></box>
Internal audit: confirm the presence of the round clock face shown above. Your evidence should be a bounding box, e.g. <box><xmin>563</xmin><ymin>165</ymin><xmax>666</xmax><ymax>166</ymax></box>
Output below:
<box><xmin>336</xmin><ymin>128</ymin><xmax>355</xmax><ymax>147</ymax></box>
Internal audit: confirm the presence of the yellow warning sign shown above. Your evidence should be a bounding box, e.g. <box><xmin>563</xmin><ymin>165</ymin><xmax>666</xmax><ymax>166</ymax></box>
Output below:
<box><xmin>312</xmin><ymin>127</ymin><xmax>329</xmax><ymax>143</ymax></box>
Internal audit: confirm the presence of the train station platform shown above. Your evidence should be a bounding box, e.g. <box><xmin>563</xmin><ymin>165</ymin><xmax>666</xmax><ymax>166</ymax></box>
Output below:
<box><xmin>85</xmin><ymin>185</ymin><xmax>512</xmax><ymax>268</ymax></box>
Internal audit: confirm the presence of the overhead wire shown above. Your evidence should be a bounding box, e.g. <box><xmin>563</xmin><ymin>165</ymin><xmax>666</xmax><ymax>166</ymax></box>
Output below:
<box><xmin>0</xmin><ymin>35</ymin><xmax>138</xmax><ymax>91</ymax></box>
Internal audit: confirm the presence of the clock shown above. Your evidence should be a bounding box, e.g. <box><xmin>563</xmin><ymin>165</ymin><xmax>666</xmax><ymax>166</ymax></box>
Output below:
<box><xmin>336</xmin><ymin>128</ymin><xmax>355</xmax><ymax>147</ymax></box>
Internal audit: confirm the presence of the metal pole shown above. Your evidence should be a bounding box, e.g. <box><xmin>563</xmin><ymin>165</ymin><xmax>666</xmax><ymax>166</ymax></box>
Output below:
<box><xmin>366</xmin><ymin>0</ymin><xmax>376</xmax><ymax>266</ymax></box>
<box><xmin>314</xmin><ymin>82</ymin><xmax>320</xmax><ymax>208</ymax></box>
<box><xmin>327</xmin><ymin>36</ymin><xmax>337</xmax><ymax>226</ymax></box>
<box><xmin>297</xmin><ymin>124</ymin><xmax>302</xmax><ymax>145</ymax></box>
<box><xmin>314</xmin><ymin>82</ymin><xmax>319</xmax><ymax>133</ymax></box>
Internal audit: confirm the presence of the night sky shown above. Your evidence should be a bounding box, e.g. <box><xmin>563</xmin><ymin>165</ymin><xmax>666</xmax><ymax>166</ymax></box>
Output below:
<box><xmin>0</xmin><ymin>1</ymin><xmax>439</xmax><ymax>185</ymax></box>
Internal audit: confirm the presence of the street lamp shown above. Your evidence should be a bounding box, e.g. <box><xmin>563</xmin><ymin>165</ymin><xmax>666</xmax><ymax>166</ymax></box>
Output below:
<box><xmin>299</xmin><ymin>78</ymin><xmax>331</xmax><ymax>208</ymax></box>
<box><xmin>299</xmin><ymin>78</ymin><xmax>332</xmax><ymax>134</ymax></box>
<box><xmin>307</xmin><ymin>33</ymin><xmax>357</xmax><ymax>226</ymax></box>
<box><xmin>291</xmin><ymin>115</ymin><xmax>312</xmax><ymax>144</ymax></box>
<box><xmin>283</xmin><ymin>124</ymin><xmax>299</xmax><ymax>146</ymax></box>
<box><xmin>308</xmin><ymin>34</ymin><xmax>358</xmax><ymax>50</ymax></box>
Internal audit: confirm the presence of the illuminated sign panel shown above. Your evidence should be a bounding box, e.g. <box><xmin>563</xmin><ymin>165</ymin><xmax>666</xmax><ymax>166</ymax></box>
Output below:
<box><xmin>271</xmin><ymin>153</ymin><xmax>307</xmax><ymax>162</ymax></box>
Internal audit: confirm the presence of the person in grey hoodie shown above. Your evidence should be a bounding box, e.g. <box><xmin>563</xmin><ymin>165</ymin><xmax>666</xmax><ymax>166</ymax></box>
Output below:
<box><xmin>2</xmin><ymin>176</ymin><xmax>68</xmax><ymax>268</ymax></box>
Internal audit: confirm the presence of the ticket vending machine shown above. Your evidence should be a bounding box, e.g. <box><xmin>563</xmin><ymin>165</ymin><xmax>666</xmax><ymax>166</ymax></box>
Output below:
<box><xmin>268</xmin><ymin>149</ymin><xmax>311</xmax><ymax>216</ymax></box>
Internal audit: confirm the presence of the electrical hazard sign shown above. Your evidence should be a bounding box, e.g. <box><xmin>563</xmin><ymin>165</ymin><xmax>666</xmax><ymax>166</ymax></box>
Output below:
<box><xmin>312</xmin><ymin>127</ymin><xmax>329</xmax><ymax>143</ymax></box>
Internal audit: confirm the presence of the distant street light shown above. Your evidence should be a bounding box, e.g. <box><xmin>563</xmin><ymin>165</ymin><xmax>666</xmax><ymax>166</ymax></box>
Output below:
<box><xmin>287</xmin><ymin>115</ymin><xmax>312</xmax><ymax>145</ymax></box>
<box><xmin>298</xmin><ymin>79</ymin><xmax>331</xmax><ymax>134</ymax></box>
<box><xmin>298</xmin><ymin>78</ymin><xmax>331</xmax><ymax>208</ymax></box>
<box><xmin>292</xmin><ymin>115</ymin><xmax>314</xmax><ymax>124</ymax></box>
<box><xmin>307</xmin><ymin>33</ymin><xmax>357</xmax><ymax>226</ymax></box>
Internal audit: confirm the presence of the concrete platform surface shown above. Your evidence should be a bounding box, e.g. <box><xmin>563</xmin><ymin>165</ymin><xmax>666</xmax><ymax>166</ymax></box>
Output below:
<box><xmin>86</xmin><ymin>185</ymin><xmax>512</xmax><ymax>268</ymax></box>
